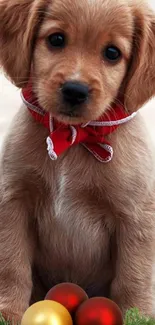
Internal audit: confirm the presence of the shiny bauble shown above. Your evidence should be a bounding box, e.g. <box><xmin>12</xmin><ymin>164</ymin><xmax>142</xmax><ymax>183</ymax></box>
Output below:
<box><xmin>45</xmin><ymin>283</ymin><xmax>88</xmax><ymax>315</ymax></box>
<box><xmin>21</xmin><ymin>300</ymin><xmax>73</xmax><ymax>325</ymax></box>
<box><xmin>75</xmin><ymin>297</ymin><xmax>123</xmax><ymax>325</ymax></box>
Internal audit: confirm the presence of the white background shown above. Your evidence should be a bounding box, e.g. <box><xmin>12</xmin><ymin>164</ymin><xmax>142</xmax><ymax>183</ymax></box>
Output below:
<box><xmin>150</xmin><ymin>0</ymin><xmax>155</xmax><ymax>9</ymax></box>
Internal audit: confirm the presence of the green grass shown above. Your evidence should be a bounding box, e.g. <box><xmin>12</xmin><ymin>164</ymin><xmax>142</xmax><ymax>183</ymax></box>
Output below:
<box><xmin>0</xmin><ymin>309</ymin><xmax>155</xmax><ymax>325</ymax></box>
<box><xmin>0</xmin><ymin>315</ymin><xmax>19</xmax><ymax>325</ymax></box>
<box><xmin>125</xmin><ymin>309</ymin><xmax>155</xmax><ymax>325</ymax></box>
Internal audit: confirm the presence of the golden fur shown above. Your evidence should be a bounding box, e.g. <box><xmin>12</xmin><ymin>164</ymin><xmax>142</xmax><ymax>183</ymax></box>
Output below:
<box><xmin>0</xmin><ymin>0</ymin><xmax>155</xmax><ymax>321</ymax></box>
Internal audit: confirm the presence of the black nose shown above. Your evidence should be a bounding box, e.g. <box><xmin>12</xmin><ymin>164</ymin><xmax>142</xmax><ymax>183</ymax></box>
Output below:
<box><xmin>62</xmin><ymin>81</ymin><xmax>89</xmax><ymax>106</ymax></box>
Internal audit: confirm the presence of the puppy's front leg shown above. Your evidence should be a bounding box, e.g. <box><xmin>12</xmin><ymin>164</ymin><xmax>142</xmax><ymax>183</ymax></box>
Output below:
<box><xmin>0</xmin><ymin>199</ymin><xmax>33</xmax><ymax>322</ymax></box>
<box><xmin>110</xmin><ymin>218</ymin><xmax>154</xmax><ymax>317</ymax></box>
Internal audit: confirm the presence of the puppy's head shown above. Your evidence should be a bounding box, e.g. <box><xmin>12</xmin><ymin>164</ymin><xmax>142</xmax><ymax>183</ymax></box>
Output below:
<box><xmin>0</xmin><ymin>0</ymin><xmax>155</xmax><ymax>124</ymax></box>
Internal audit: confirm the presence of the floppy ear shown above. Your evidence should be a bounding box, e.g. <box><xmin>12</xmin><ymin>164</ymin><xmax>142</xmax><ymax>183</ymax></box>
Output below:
<box><xmin>124</xmin><ymin>4</ymin><xmax>155</xmax><ymax>112</ymax></box>
<box><xmin>0</xmin><ymin>0</ymin><xmax>46</xmax><ymax>87</ymax></box>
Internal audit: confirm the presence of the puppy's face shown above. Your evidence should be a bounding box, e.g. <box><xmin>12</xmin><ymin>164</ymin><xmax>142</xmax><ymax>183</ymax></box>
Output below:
<box><xmin>1</xmin><ymin>0</ymin><xmax>155</xmax><ymax>119</ymax></box>
<box><xmin>33</xmin><ymin>0</ymin><xmax>133</xmax><ymax>124</ymax></box>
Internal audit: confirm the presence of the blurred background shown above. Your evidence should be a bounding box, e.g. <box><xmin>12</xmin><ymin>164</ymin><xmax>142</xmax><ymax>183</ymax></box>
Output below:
<box><xmin>0</xmin><ymin>0</ymin><xmax>155</xmax><ymax>150</ymax></box>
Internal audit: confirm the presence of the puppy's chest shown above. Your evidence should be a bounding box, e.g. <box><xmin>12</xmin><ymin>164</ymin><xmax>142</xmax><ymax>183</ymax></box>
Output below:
<box><xmin>36</xmin><ymin>153</ymin><xmax>115</xmax><ymax>286</ymax></box>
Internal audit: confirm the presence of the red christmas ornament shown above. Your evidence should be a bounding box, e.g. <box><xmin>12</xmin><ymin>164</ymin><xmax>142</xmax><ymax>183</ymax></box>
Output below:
<box><xmin>45</xmin><ymin>283</ymin><xmax>88</xmax><ymax>315</ymax></box>
<box><xmin>75</xmin><ymin>297</ymin><xmax>123</xmax><ymax>325</ymax></box>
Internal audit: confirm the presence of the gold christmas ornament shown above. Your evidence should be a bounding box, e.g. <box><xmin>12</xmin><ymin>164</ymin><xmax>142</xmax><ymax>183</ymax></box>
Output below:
<box><xmin>21</xmin><ymin>300</ymin><xmax>73</xmax><ymax>325</ymax></box>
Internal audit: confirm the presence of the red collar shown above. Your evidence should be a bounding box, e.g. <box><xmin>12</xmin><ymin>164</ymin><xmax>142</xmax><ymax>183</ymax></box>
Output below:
<box><xmin>21</xmin><ymin>86</ymin><xmax>136</xmax><ymax>163</ymax></box>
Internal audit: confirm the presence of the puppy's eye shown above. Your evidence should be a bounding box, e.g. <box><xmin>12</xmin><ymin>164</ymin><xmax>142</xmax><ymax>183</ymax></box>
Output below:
<box><xmin>47</xmin><ymin>33</ymin><xmax>66</xmax><ymax>49</ymax></box>
<box><xmin>103</xmin><ymin>46</ymin><xmax>122</xmax><ymax>63</ymax></box>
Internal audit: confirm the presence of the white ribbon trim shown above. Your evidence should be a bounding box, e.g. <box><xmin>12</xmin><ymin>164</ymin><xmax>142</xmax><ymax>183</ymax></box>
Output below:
<box><xmin>21</xmin><ymin>91</ymin><xmax>45</xmax><ymax>116</ymax></box>
<box><xmin>82</xmin><ymin>143</ymin><xmax>113</xmax><ymax>163</ymax></box>
<box><xmin>88</xmin><ymin>111</ymin><xmax>137</xmax><ymax>127</ymax></box>
<box><xmin>70</xmin><ymin>126</ymin><xmax>77</xmax><ymax>144</ymax></box>
<box><xmin>99</xmin><ymin>143</ymin><xmax>114</xmax><ymax>162</ymax></box>
<box><xmin>46</xmin><ymin>137</ymin><xmax>57</xmax><ymax>160</ymax></box>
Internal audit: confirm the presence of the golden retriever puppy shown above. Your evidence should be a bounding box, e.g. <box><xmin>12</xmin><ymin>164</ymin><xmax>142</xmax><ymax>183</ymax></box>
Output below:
<box><xmin>0</xmin><ymin>0</ymin><xmax>155</xmax><ymax>321</ymax></box>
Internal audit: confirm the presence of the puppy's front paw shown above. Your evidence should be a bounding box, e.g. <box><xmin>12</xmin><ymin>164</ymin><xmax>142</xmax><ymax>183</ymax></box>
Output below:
<box><xmin>110</xmin><ymin>278</ymin><xmax>153</xmax><ymax>318</ymax></box>
<box><xmin>1</xmin><ymin>310</ymin><xmax>22</xmax><ymax>324</ymax></box>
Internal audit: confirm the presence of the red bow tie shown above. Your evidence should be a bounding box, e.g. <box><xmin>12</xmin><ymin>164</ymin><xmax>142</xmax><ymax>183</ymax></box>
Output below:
<box><xmin>21</xmin><ymin>86</ymin><xmax>136</xmax><ymax>163</ymax></box>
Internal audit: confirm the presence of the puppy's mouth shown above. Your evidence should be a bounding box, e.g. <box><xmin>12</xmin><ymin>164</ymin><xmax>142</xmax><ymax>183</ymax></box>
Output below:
<box><xmin>56</xmin><ymin>107</ymin><xmax>88</xmax><ymax>124</ymax></box>
<box><xmin>59</xmin><ymin>108</ymin><xmax>81</xmax><ymax>118</ymax></box>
